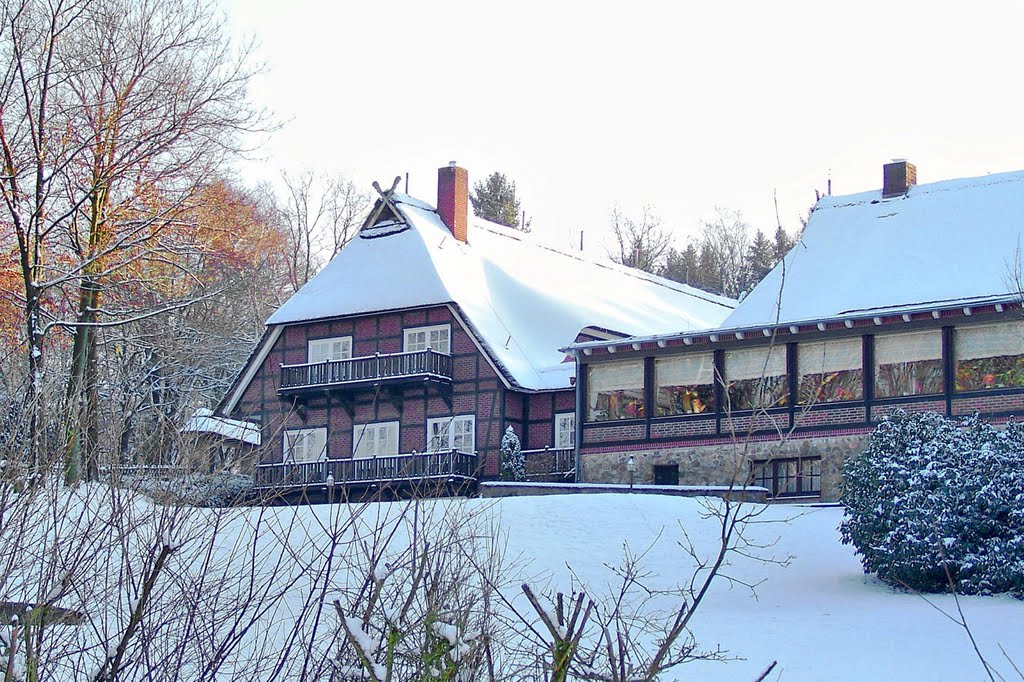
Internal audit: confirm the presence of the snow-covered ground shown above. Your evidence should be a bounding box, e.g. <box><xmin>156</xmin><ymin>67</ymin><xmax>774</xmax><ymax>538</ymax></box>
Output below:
<box><xmin>5</xmin><ymin>487</ymin><xmax>1022</xmax><ymax>680</ymax></box>
<box><xmin>489</xmin><ymin>493</ymin><xmax>1024</xmax><ymax>681</ymax></box>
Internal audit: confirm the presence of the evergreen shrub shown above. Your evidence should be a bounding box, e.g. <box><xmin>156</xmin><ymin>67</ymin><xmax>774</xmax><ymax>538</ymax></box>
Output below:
<box><xmin>500</xmin><ymin>426</ymin><xmax>525</xmax><ymax>482</ymax></box>
<box><xmin>841</xmin><ymin>410</ymin><xmax>1024</xmax><ymax>597</ymax></box>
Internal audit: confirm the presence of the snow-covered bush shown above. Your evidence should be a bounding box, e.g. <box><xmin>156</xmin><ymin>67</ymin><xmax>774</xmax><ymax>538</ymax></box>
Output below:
<box><xmin>500</xmin><ymin>425</ymin><xmax>525</xmax><ymax>481</ymax></box>
<box><xmin>133</xmin><ymin>472</ymin><xmax>253</xmax><ymax>507</ymax></box>
<box><xmin>841</xmin><ymin>410</ymin><xmax>1024</xmax><ymax>597</ymax></box>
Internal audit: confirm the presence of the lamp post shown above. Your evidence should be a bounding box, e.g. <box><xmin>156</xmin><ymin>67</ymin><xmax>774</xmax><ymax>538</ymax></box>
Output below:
<box><xmin>627</xmin><ymin>455</ymin><xmax>636</xmax><ymax>492</ymax></box>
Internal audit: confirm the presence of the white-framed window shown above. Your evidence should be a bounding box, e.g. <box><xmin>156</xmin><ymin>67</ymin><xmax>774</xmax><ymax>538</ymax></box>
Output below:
<box><xmin>353</xmin><ymin>421</ymin><xmax>399</xmax><ymax>458</ymax></box>
<box><xmin>307</xmin><ymin>336</ymin><xmax>352</xmax><ymax>363</ymax></box>
<box><xmin>554</xmin><ymin>412</ymin><xmax>575</xmax><ymax>449</ymax></box>
<box><xmin>426</xmin><ymin>415</ymin><xmax>475</xmax><ymax>453</ymax></box>
<box><xmin>284</xmin><ymin>427</ymin><xmax>327</xmax><ymax>463</ymax></box>
<box><xmin>404</xmin><ymin>324</ymin><xmax>451</xmax><ymax>354</ymax></box>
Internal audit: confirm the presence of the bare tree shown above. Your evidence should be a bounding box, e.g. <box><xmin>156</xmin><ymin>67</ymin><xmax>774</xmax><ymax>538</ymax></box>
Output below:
<box><xmin>696</xmin><ymin>208</ymin><xmax>752</xmax><ymax>299</ymax></box>
<box><xmin>0</xmin><ymin>0</ymin><xmax>264</xmax><ymax>480</ymax></box>
<box><xmin>608</xmin><ymin>205</ymin><xmax>672</xmax><ymax>274</ymax></box>
<box><xmin>274</xmin><ymin>171</ymin><xmax>370</xmax><ymax>293</ymax></box>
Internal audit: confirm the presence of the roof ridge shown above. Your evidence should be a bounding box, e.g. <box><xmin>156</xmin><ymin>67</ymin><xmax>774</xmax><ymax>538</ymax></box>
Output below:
<box><xmin>819</xmin><ymin>167</ymin><xmax>1024</xmax><ymax>210</ymax></box>
<box><xmin>469</xmin><ymin>218</ymin><xmax>736</xmax><ymax>309</ymax></box>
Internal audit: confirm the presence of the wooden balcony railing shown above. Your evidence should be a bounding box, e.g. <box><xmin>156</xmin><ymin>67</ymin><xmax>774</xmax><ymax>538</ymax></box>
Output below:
<box><xmin>279</xmin><ymin>349</ymin><xmax>452</xmax><ymax>395</ymax></box>
<box><xmin>253</xmin><ymin>450</ymin><xmax>478</xmax><ymax>490</ymax></box>
<box><xmin>522</xmin><ymin>447</ymin><xmax>576</xmax><ymax>480</ymax></box>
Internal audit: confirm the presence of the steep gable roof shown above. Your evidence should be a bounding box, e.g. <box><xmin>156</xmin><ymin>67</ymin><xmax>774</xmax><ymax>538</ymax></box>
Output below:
<box><xmin>267</xmin><ymin>193</ymin><xmax>735</xmax><ymax>391</ymax></box>
<box><xmin>724</xmin><ymin>169</ymin><xmax>1024</xmax><ymax>329</ymax></box>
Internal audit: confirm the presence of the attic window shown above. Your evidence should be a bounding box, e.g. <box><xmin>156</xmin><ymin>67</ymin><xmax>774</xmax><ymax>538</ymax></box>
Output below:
<box><xmin>360</xmin><ymin>218</ymin><xmax>409</xmax><ymax>239</ymax></box>
<box><xmin>308</xmin><ymin>336</ymin><xmax>352</xmax><ymax>363</ymax></box>
<box><xmin>404</xmin><ymin>325</ymin><xmax>451</xmax><ymax>354</ymax></box>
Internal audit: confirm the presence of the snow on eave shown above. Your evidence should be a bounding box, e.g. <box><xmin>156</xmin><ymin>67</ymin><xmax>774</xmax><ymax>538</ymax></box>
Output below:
<box><xmin>182</xmin><ymin>408</ymin><xmax>261</xmax><ymax>446</ymax></box>
<box><xmin>563</xmin><ymin>292</ymin><xmax>1024</xmax><ymax>354</ymax></box>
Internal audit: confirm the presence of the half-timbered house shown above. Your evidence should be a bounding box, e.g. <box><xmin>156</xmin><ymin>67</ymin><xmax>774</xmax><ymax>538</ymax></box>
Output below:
<box><xmin>217</xmin><ymin>164</ymin><xmax>734</xmax><ymax>498</ymax></box>
<box><xmin>568</xmin><ymin>162</ymin><xmax>1024</xmax><ymax>501</ymax></box>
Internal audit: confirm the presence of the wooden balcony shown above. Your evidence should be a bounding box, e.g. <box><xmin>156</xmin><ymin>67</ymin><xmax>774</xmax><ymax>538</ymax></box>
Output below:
<box><xmin>253</xmin><ymin>450</ymin><xmax>478</xmax><ymax>499</ymax></box>
<box><xmin>279</xmin><ymin>349</ymin><xmax>452</xmax><ymax>397</ymax></box>
<box><xmin>522</xmin><ymin>447</ymin><xmax>576</xmax><ymax>482</ymax></box>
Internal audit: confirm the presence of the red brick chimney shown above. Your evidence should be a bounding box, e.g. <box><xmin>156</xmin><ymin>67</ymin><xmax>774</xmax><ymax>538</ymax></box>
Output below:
<box><xmin>882</xmin><ymin>160</ymin><xmax>917</xmax><ymax>198</ymax></box>
<box><xmin>437</xmin><ymin>162</ymin><xmax>469</xmax><ymax>242</ymax></box>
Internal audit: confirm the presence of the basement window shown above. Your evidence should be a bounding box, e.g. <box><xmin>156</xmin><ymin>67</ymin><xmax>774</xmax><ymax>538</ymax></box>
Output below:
<box><xmin>752</xmin><ymin>457</ymin><xmax>821</xmax><ymax>498</ymax></box>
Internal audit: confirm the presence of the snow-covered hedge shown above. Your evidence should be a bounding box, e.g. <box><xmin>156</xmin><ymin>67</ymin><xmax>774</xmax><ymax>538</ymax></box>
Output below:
<box><xmin>132</xmin><ymin>472</ymin><xmax>253</xmax><ymax>507</ymax></box>
<box><xmin>841</xmin><ymin>410</ymin><xmax>1024</xmax><ymax>597</ymax></box>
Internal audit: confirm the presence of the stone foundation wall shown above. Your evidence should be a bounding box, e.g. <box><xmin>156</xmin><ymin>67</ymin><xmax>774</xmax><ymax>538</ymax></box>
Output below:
<box><xmin>580</xmin><ymin>433</ymin><xmax>869</xmax><ymax>501</ymax></box>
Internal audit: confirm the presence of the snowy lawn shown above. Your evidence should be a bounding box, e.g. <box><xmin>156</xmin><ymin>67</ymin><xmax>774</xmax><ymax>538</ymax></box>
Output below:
<box><xmin>483</xmin><ymin>493</ymin><xmax>1024</xmax><ymax>681</ymax></box>
<box><xmin>6</xmin><ymin>486</ymin><xmax>1022</xmax><ymax>680</ymax></box>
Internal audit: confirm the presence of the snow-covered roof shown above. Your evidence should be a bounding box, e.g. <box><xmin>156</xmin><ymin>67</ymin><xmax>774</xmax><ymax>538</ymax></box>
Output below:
<box><xmin>183</xmin><ymin>408</ymin><xmax>261</xmax><ymax>446</ymax></box>
<box><xmin>724</xmin><ymin>169</ymin><xmax>1024</xmax><ymax>329</ymax></box>
<box><xmin>266</xmin><ymin>194</ymin><xmax>735</xmax><ymax>390</ymax></box>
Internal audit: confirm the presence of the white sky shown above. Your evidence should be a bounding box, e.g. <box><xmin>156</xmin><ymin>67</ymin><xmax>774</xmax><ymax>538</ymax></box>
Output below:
<box><xmin>224</xmin><ymin>0</ymin><xmax>1024</xmax><ymax>254</ymax></box>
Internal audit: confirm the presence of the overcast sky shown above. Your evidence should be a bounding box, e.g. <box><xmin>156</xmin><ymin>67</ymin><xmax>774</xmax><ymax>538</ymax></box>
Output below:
<box><xmin>224</xmin><ymin>0</ymin><xmax>1024</xmax><ymax>253</ymax></box>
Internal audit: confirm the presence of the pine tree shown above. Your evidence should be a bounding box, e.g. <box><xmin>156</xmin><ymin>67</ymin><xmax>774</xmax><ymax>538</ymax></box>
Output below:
<box><xmin>470</xmin><ymin>172</ymin><xmax>528</xmax><ymax>230</ymax></box>
<box><xmin>500</xmin><ymin>426</ymin><xmax>525</xmax><ymax>481</ymax></box>
<box><xmin>660</xmin><ymin>244</ymin><xmax>700</xmax><ymax>286</ymax></box>
<box><xmin>743</xmin><ymin>230</ymin><xmax>776</xmax><ymax>295</ymax></box>
<box><xmin>696</xmin><ymin>242</ymin><xmax>721</xmax><ymax>295</ymax></box>
<box><xmin>773</xmin><ymin>225</ymin><xmax>795</xmax><ymax>262</ymax></box>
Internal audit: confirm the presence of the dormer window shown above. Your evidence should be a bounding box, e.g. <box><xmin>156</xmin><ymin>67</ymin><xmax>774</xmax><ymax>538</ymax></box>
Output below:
<box><xmin>308</xmin><ymin>336</ymin><xmax>352</xmax><ymax>363</ymax></box>
<box><xmin>404</xmin><ymin>324</ymin><xmax>451</xmax><ymax>354</ymax></box>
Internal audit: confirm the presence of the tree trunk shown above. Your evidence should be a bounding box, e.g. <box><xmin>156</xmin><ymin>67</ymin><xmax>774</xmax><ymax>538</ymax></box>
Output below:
<box><xmin>64</xmin><ymin>277</ymin><xmax>100</xmax><ymax>484</ymax></box>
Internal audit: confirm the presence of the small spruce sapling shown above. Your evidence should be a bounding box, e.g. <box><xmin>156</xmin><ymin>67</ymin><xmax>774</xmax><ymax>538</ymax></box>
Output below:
<box><xmin>500</xmin><ymin>426</ymin><xmax>525</xmax><ymax>481</ymax></box>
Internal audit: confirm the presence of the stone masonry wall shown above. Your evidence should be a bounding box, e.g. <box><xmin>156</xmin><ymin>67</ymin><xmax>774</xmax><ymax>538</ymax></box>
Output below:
<box><xmin>580</xmin><ymin>433</ymin><xmax>869</xmax><ymax>502</ymax></box>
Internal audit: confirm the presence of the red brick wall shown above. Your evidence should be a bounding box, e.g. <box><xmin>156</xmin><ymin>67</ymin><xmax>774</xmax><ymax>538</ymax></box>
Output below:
<box><xmin>650</xmin><ymin>417</ymin><xmax>716</xmax><ymax>439</ymax></box>
<box><xmin>793</xmin><ymin>405</ymin><xmax>867</xmax><ymax>428</ymax></box>
<box><xmin>871</xmin><ymin>400</ymin><xmax>946</xmax><ymax>420</ymax></box>
<box><xmin>231</xmin><ymin>305</ymin><xmax>509</xmax><ymax>475</ymax></box>
<box><xmin>583</xmin><ymin>422</ymin><xmax>646</xmax><ymax>444</ymax></box>
<box><xmin>721</xmin><ymin>411</ymin><xmax>790</xmax><ymax>436</ymax></box>
<box><xmin>437</xmin><ymin>165</ymin><xmax>468</xmax><ymax>242</ymax></box>
<box><xmin>522</xmin><ymin>390</ymin><xmax>575</xmax><ymax>450</ymax></box>
<box><xmin>951</xmin><ymin>392</ymin><xmax>1024</xmax><ymax>416</ymax></box>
